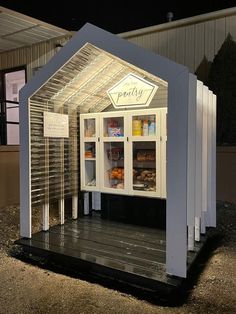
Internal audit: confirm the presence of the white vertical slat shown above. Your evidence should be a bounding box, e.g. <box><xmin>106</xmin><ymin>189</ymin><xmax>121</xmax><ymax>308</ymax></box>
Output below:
<box><xmin>205</xmin><ymin>20</ymin><xmax>215</xmax><ymax>62</ymax></box>
<box><xmin>226</xmin><ymin>15</ymin><xmax>236</xmax><ymax>39</ymax></box>
<box><xmin>194</xmin><ymin>23</ymin><xmax>205</xmax><ymax>71</ymax></box>
<box><xmin>187</xmin><ymin>74</ymin><xmax>197</xmax><ymax>251</ymax></box>
<box><xmin>206</xmin><ymin>91</ymin><xmax>213</xmax><ymax>227</ymax></box>
<box><xmin>201</xmin><ymin>86</ymin><xmax>209</xmax><ymax>234</ymax></box>
<box><xmin>20</xmin><ymin>97</ymin><xmax>31</xmax><ymax>238</ymax></box>
<box><xmin>185</xmin><ymin>25</ymin><xmax>195</xmax><ymax>72</ymax></box>
<box><xmin>161</xmin><ymin>108</ymin><xmax>167</xmax><ymax>198</ymax></box>
<box><xmin>176</xmin><ymin>27</ymin><xmax>185</xmax><ymax>65</ymax></box>
<box><xmin>211</xmin><ymin>94</ymin><xmax>217</xmax><ymax>227</ymax></box>
<box><xmin>69</xmin><ymin>107</ymin><xmax>78</xmax><ymax>220</ymax></box>
<box><xmin>57</xmin><ymin>105</ymin><xmax>65</xmax><ymax>224</ymax></box>
<box><xmin>92</xmin><ymin>192</ymin><xmax>101</xmax><ymax>210</ymax></box>
<box><xmin>42</xmin><ymin>137</ymin><xmax>50</xmax><ymax>231</ymax></box>
<box><xmin>59</xmin><ymin>198</ymin><xmax>65</xmax><ymax>224</ymax></box>
<box><xmin>215</xmin><ymin>18</ymin><xmax>226</xmax><ymax>54</ymax></box>
<box><xmin>83</xmin><ymin>192</ymin><xmax>90</xmax><ymax>215</ymax></box>
<box><xmin>72</xmin><ymin>196</ymin><xmax>78</xmax><ymax>217</ymax></box>
<box><xmin>59</xmin><ymin>138</ymin><xmax>65</xmax><ymax>225</ymax></box>
<box><xmin>166</xmin><ymin>69</ymin><xmax>189</xmax><ymax>278</ymax></box>
<box><xmin>195</xmin><ymin>80</ymin><xmax>203</xmax><ymax>241</ymax></box>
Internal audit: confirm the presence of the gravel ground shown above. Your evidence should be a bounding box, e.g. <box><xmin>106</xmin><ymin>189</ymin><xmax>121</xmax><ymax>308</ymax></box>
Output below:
<box><xmin>0</xmin><ymin>202</ymin><xmax>235</xmax><ymax>314</ymax></box>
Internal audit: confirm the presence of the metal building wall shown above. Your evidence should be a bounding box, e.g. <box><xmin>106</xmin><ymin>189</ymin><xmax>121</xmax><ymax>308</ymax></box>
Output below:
<box><xmin>1</xmin><ymin>8</ymin><xmax>235</xmax><ymax>83</ymax></box>
<box><xmin>120</xmin><ymin>8</ymin><xmax>236</xmax><ymax>81</ymax></box>
<box><xmin>0</xmin><ymin>35</ymin><xmax>71</xmax><ymax>79</ymax></box>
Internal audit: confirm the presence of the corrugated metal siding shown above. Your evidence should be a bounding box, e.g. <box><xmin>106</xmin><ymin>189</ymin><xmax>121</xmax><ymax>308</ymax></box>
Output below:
<box><xmin>185</xmin><ymin>25</ymin><xmax>195</xmax><ymax>72</ymax></box>
<box><xmin>195</xmin><ymin>23</ymin><xmax>204</xmax><ymax>72</ymax></box>
<box><xmin>1</xmin><ymin>10</ymin><xmax>235</xmax><ymax>82</ymax></box>
<box><xmin>0</xmin><ymin>35</ymin><xmax>71</xmax><ymax>79</ymax></box>
<box><xmin>123</xmin><ymin>13</ymin><xmax>236</xmax><ymax>78</ymax></box>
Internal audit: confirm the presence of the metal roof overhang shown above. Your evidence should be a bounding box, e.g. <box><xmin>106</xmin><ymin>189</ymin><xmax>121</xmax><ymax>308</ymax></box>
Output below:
<box><xmin>0</xmin><ymin>6</ymin><xmax>71</xmax><ymax>52</ymax></box>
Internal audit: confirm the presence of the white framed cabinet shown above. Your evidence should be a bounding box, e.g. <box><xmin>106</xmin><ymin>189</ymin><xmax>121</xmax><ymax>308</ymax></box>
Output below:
<box><xmin>80</xmin><ymin>113</ymin><xmax>100</xmax><ymax>191</ymax></box>
<box><xmin>80</xmin><ymin>108</ymin><xmax>167</xmax><ymax>198</ymax></box>
<box><xmin>129</xmin><ymin>109</ymin><xmax>161</xmax><ymax>198</ymax></box>
<box><xmin>100</xmin><ymin>111</ymin><xmax>129</xmax><ymax>194</ymax></box>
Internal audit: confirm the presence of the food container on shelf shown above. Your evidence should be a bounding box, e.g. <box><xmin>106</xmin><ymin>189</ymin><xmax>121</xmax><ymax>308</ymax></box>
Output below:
<box><xmin>107</xmin><ymin>147</ymin><xmax>124</xmax><ymax>161</ymax></box>
<box><xmin>132</xmin><ymin>119</ymin><xmax>142</xmax><ymax>136</ymax></box>
<box><xmin>108</xmin><ymin>127</ymin><xmax>123</xmax><ymax>137</ymax></box>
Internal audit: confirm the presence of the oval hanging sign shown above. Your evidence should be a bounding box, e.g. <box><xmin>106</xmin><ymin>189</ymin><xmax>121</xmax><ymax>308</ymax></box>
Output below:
<box><xmin>107</xmin><ymin>73</ymin><xmax>158</xmax><ymax>109</ymax></box>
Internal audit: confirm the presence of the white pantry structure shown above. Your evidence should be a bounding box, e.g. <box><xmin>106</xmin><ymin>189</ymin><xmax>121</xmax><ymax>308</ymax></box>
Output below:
<box><xmin>19</xmin><ymin>23</ymin><xmax>216</xmax><ymax>282</ymax></box>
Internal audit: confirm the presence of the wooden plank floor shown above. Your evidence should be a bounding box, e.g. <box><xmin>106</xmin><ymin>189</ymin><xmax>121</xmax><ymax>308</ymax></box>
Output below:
<box><xmin>16</xmin><ymin>213</ymin><xmax>206</xmax><ymax>290</ymax></box>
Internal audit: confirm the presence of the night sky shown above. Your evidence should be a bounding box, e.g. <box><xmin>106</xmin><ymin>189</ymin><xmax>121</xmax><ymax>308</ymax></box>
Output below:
<box><xmin>0</xmin><ymin>0</ymin><xmax>236</xmax><ymax>33</ymax></box>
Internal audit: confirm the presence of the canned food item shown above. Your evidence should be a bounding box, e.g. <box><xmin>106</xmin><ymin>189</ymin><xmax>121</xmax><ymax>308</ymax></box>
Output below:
<box><xmin>142</xmin><ymin>119</ymin><xmax>149</xmax><ymax>136</ymax></box>
<box><xmin>132</xmin><ymin>119</ymin><xmax>142</xmax><ymax>136</ymax></box>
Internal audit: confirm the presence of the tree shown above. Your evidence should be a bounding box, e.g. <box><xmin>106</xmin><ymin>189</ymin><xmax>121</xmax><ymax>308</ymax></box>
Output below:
<box><xmin>208</xmin><ymin>34</ymin><xmax>236</xmax><ymax>145</ymax></box>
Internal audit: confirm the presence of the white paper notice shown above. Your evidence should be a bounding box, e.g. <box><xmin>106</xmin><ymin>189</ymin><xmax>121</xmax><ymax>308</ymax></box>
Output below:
<box><xmin>43</xmin><ymin>112</ymin><xmax>69</xmax><ymax>138</ymax></box>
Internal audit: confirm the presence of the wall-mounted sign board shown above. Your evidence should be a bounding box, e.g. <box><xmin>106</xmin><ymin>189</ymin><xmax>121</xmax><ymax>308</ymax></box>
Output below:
<box><xmin>43</xmin><ymin>112</ymin><xmax>69</xmax><ymax>138</ymax></box>
<box><xmin>107</xmin><ymin>73</ymin><xmax>158</xmax><ymax>109</ymax></box>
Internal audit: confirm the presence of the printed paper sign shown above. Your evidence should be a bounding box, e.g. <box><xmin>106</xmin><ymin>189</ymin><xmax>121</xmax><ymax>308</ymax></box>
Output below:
<box><xmin>43</xmin><ymin>112</ymin><xmax>69</xmax><ymax>138</ymax></box>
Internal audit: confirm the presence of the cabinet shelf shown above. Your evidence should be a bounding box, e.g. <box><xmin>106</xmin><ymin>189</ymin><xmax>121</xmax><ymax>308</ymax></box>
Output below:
<box><xmin>84</xmin><ymin>137</ymin><xmax>97</xmax><ymax>142</ymax></box>
<box><xmin>130</xmin><ymin>136</ymin><xmax>158</xmax><ymax>142</ymax></box>
<box><xmin>133</xmin><ymin>160</ymin><xmax>155</xmax><ymax>164</ymax></box>
<box><xmin>102</xmin><ymin>137</ymin><xmax>125</xmax><ymax>142</ymax></box>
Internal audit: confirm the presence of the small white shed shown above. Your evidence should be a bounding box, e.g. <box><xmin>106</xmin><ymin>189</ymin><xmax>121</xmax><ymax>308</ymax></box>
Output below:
<box><xmin>18</xmin><ymin>23</ymin><xmax>216</xmax><ymax>282</ymax></box>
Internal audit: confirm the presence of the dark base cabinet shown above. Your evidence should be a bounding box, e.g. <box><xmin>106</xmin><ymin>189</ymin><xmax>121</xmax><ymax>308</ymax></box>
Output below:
<box><xmin>101</xmin><ymin>193</ymin><xmax>166</xmax><ymax>229</ymax></box>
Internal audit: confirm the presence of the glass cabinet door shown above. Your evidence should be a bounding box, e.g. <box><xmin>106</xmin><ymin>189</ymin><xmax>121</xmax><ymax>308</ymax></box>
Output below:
<box><xmin>132</xmin><ymin>113</ymin><xmax>156</xmax><ymax>137</ymax></box>
<box><xmin>102</xmin><ymin>116</ymin><xmax>124</xmax><ymax>138</ymax></box>
<box><xmin>132</xmin><ymin>141</ymin><xmax>157</xmax><ymax>193</ymax></box>
<box><xmin>84</xmin><ymin>142</ymin><xmax>96</xmax><ymax>187</ymax></box>
<box><xmin>80</xmin><ymin>109</ymin><xmax>164</xmax><ymax>198</ymax></box>
<box><xmin>100</xmin><ymin>112</ymin><xmax>128</xmax><ymax>194</ymax></box>
<box><xmin>130</xmin><ymin>109</ymin><xmax>161</xmax><ymax>198</ymax></box>
<box><xmin>80</xmin><ymin>114</ymin><xmax>99</xmax><ymax>191</ymax></box>
<box><xmin>84</xmin><ymin>118</ymin><xmax>96</xmax><ymax>138</ymax></box>
<box><xmin>103</xmin><ymin>142</ymin><xmax>125</xmax><ymax>190</ymax></box>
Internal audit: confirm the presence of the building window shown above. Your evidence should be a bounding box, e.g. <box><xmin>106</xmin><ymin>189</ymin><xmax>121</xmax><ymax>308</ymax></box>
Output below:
<box><xmin>0</xmin><ymin>68</ymin><xmax>26</xmax><ymax>145</ymax></box>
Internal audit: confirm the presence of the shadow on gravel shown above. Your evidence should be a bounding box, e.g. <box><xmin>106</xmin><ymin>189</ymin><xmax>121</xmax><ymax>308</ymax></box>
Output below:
<box><xmin>9</xmin><ymin>230</ymin><xmax>223</xmax><ymax>308</ymax></box>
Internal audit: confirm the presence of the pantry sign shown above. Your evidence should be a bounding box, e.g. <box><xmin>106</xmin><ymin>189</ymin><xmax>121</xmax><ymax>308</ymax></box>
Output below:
<box><xmin>107</xmin><ymin>73</ymin><xmax>158</xmax><ymax>108</ymax></box>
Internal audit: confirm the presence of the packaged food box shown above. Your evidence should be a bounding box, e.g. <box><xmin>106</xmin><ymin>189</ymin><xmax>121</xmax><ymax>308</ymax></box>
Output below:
<box><xmin>136</xmin><ymin>150</ymin><xmax>155</xmax><ymax>161</ymax></box>
<box><xmin>107</xmin><ymin>147</ymin><xmax>124</xmax><ymax>161</ymax></box>
<box><xmin>108</xmin><ymin>127</ymin><xmax>124</xmax><ymax>137</ymax></box>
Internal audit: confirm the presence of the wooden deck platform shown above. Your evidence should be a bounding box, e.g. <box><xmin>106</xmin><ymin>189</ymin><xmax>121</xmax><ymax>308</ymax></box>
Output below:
<box><xmin>15</xmin><ymin>213</ymin><xmax>207</xmax><ymax>293</ymax></box>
